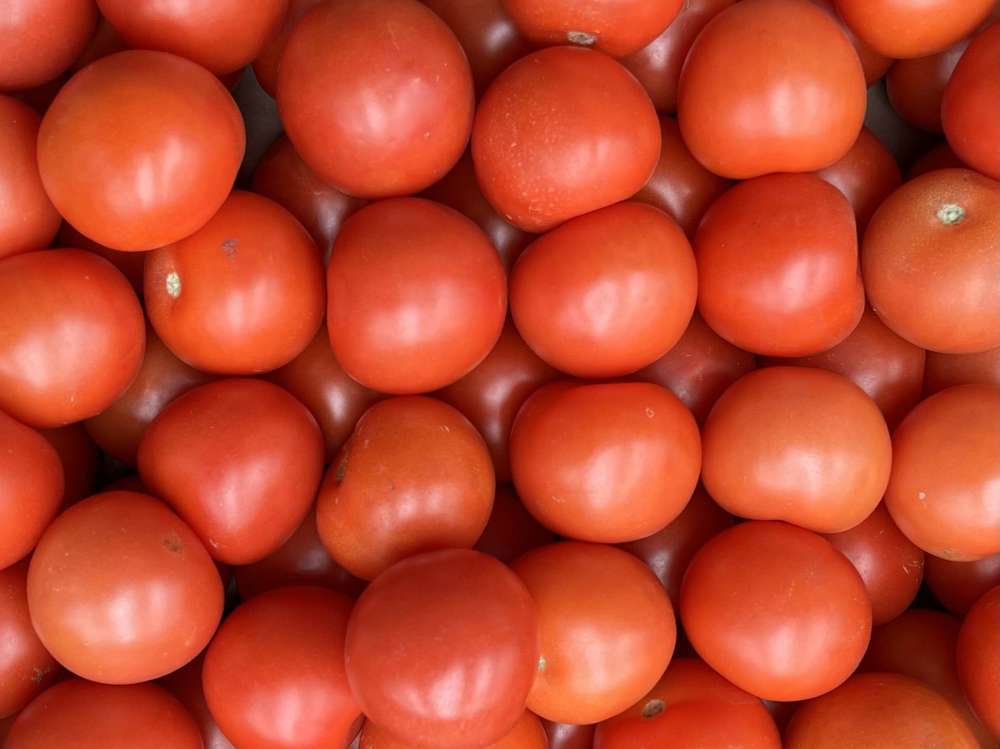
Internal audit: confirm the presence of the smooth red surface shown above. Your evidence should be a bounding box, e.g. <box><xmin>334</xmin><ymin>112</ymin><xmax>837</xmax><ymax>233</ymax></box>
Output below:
<box><xmin>943</xmin><ymin>23</ymin><xmax>1000</xmax><ymax>179</ymax></box>
<box><xmin>0</xmin><ymin>0</ymin><xmax>96</xmax><ymax>91</ymax></box>
<box><xmin>57</xmin><ymin>223</ymin><xmax>145</xmax><ymax>293</ymax></box>
<box><xmin>39</xmin><ymin>424</ymin><xmax>97</xmax><ymax>506</ymax></box>
<box><xmin>361</xmin><ymin>711</ymin><xmax>547</xmax><ymax>749</ymax></box>
<box><xmin>957</xmin><ymin>586</ymin><xmax>1000</xmax><ymax>739</ymax></box>
<box><xmin>0</xmin><ymin>562</ymin><xmax>59</xmax><ymax>718</ymax></box>
<box><xmin>160</xmin><ymin>654</ymin><xmax>236</xmax><ymax>749</ymax></box>
<box><xmin>925</xmin><ymin>348</ymin><xmax>1000</xmax><ymax>394</ymax></box>
<box><xmin>910</xmin><ymin>143</ymin><xmax>968</xmax><ymax>177</ymax></box>
<box><xmin>809</xmin><ymin>0</ymin><xmax>892</xmax><ymax>84</ymax></box>
<box><xmin>543</xmin><ymin>721</ymin><xmax>595</xmax><ymax>749</ymax></box>
<box><xmin>887</xmin><ymin>39</ymin><xmax>970</xmax><ymax>132</ymax></box>
<box><xmin>926</xmin><ymin>553</ymin><xmax>1000</xmax><ymax>615</ymax></box>
<box><xmin>252</xmin><ymin>0</ymin><xmax>324</xmax><ymax>96</ymax></box>
<box><xmin>474</xmin><ymin>485</ymin><xmax>556</xmax><ymax>564</ymax></box>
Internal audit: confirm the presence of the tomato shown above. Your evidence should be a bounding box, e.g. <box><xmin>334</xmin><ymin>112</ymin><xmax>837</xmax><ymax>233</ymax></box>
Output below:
<box><xmin>543</xmin><ymin>722</ymin><xmax>595</xmax><ymax>749</ymax></box>
<box><xmin>0</xmin><ymin>0</ymin><xmax>96</xmax><ymax>91</ymax></box>
<box><xmin>814</xmin><ymin>127</ymin><xmax>903</xmax><ymax>234</ymax></box>
<box><xmin>510</xmin><ymin>202</ymin><xmax>697</xmax><ymax>377</ymax></box>
<box><xmin>764</xmin><ymin>307</ymin><xmax>926</xmax><ymax>430</ymax></box>
<box><xmin>160</xmin><ymin>654</ymin><xmax>236</xmax><ymax>749</ymax></box>
<box><xmin>4</xmin><ymin>680</ymin><xmax>202</xmax><ymax>749</ymax></box>
<box><xmin>926</xmin><ymin>554</ymin><xmax>1000</xmax><ymax>616</ymax></box>
<box><xmin>909</xmin><ymin>143</ymin><xmax>968</xmax><ymax>177</ymax></box>
<box><xmin>695</xmin><ymin>174</ymin><xmax>864</xmax><ymax>356</ymax></box>
<box><xmin>472</xmin><ymin>46</ymin><xmax>661</xmax><ymax>233</ymax></box>
<box><xmin>436</xmin><ymin>321</ymin><xmax>558</xmax><ymax>482</ymax></box>
<box><xmin>251</xmin><ymin>0</ymin><xmax>323</xmax><ymax>96</ymax></box>
<box><xmin>203</xmin><ymin>586</ymin><xmax>359</xmax><ymax>749</ymax></box>
<box><xmin>0</xmin><ymin>562</ymin><xmax>59</xmax><ymax>718</ymax></box>
<box><xmin>474</xmin><ymin>485</ymin><xmax>556</xmax><ymax>564</ymax></box>
<box><xmin>925</xmin><ymin>348</ymin><xmax>1000</xmax><ymax>394</ymax></box>
<box><xmin>145</xmin><ymin>191</ymin><xmax>325</xmax><ymax>374</ymax></box>
<box><xmin>346</xmin><ymin>549</ymin><xmax>538</xmax><ymax>749</ymax></box>
<box><xmin>885</xmin><ymin>385</ymin><xmax>1000</xmax><ymax>560</ymax></box>
<box><xmin>942</xmin><ymin>23</ymin><xmax>1000</xmax><ymax>180</ymax></box>
<box><xmin>681</xmin><ymin>521</ymin><xmax>871</xmax><ymax>701</ymax></box>
<box><xmin>0</xmin><ymin>249</ymin><xmax>145</xmax><ymax>428</ymax></box>
<box><xmin>277</xmin><ymin>0</ymin><xmax>473</xmax><ymax>198</ymax></box>
<box><xmin>327</xmin><ymin>198</ymin><xmax>506</xmax><ymax>394</ymax></box>
<box><xmin>887</xmin><ymin>39</ymin><xmax>970</xmax><ymax>132</ymax></box>
<box><xmin>834</xmin><ymin>0</ymin><xmax>994</xmax><ymax>58</ymax></box>
<box><xmin>957</xmin><ymin>586</ymin><xmax>1000</xmax><ymax>739</ymax></box>
<box><xmin>361</xmin><ymin>711</ymin><xmax>547</xmax><ymax>749</ymax></box>
<box><xmin>70</xmin><ymin>15</ymin><xmax>125</xmax><ymax>72</ymax></box>
<box><xmin>808</xmin><ymin>0</ymin><xmax>892</xmax><ymax>84</ymax></box>
<box><xmin>57</xmin><ymin>223</ymin><xmax>145</xmax><ymax>293</ymax></box>
<box><xmin>511</xmin><ymin>382</ymin><xmax>701</xmax><ymax>543</ymax></box>
<box><xmin>677</xmin><ymin>0</ymin><xmax>865</xmax><ymax>179</ymax></box>
<box><xmin>316</xmin><ymin>396</ymin><xmax>494</xmax><ymax>580</ymax></box>
<box><xmin>37</xmin><ymin>51</ymin><xmax>244</xmax><ymax>251</ymax></box>
<box><xmin>633</xmin><ymin>313</ymin><xmax>756</xmax><ymax>425</ymax></box>
<box><xmin>27</xmin><ymin>491</ymin><xmax>222</xmax><ymax>684</ymax></box>
<box><xmin>38</xmin><ymin>425</ymin><xmax>98</xmax><ymax>506</ymax></box>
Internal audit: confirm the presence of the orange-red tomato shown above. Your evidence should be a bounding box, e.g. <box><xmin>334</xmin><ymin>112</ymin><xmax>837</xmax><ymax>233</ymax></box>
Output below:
<box><xmin>511</xmin><ymin>382</ymin><xmax>701</xmax><ymax>543</ymax></box>
<box><xmin>277</xmin><ymin>0</ymin><xmax>474</xmax><ymax>198</ymax></box>
<box><xmin>38</xmin><ymin>50</ymin><xmax>244</xmax><ymax>251</ymax></box>
<box><xmin>0</xmin><ymin>0</ymin><xmax>97</xmax><ymax>91</ymax></box>
<box><xmin>513</xmin><ymin>542</ymin><xmax>676</xmax><ymax>725</ymax></box>
<box><xmin>39</xmin><ymin>424</ymin><xmax>98</xmax><ymax>506</ymax></box>
<box><xmin>885</xmin><ymin>385</ymin><xmax>1000</xmax><ymax>560</ymax></box>
<box><xmin>472</xmin><ymin>46</ymin><xmax>661</xmax><ymax>233</ymax></box>
<box><xmin>27</xmin><ymin>491</ymin><xmax>223</xmax><ymax>684</ymax></box>
<box><xmin>57</xmin><ymin>223</ymin><xmax>145</xmax><ymax>294</ymax></box>
<box><xmin>0</xmin><ymin>562</ymin><xmax>59</xmax><ymax>718</ymax></box>
<box><xmin>925</xmin><ymin>348</ymin><xmax>1000</xmax><ymax>394</ymax></box>
<box><xmin>808</xmin><ymin>0</ymin><xmax>892</xmax><ymax>84</ymax></box>
<box><xmin>473</xmin><ymin>484</ymin><xmax>557</xmax><ymax>564</ymax></box>
<box><xmin>677</xmin><ymin>0</ymin><xmax>866</xmax><ymax>179</ymax></box>
<box><xmin>926</xmin><ymin>554</ymin><xmax>1000</xmax><ymax>616</ymax></box>
<box><xmin>361</xmin><ymin>711</ymin><xmax>548</xmax><ymax>749</ymax></box>
<box><xmin>909</xmin><ymin>143</ymin><xmax>968</xmax><ymax>177</ymax></box>
<box><xmin>957</xmin><ymin>586</ymin><xmax>1000</xmax><ymax>739</ymax></box>
<box><xmin>887</xmin><ymin>39</ymin><xmax>970</xmax><ymax>132</ymax></box>
<box><xmin>327</xmin><ymin>198</ymin><xmax>506</xmax><ymax>394</ymax></box>
<box><xmin>681</xmin><ymin>521</ymin><xmax>872</xmax><ymax>701</ymax></box>
<box><xmin>159</xmin><ymin>654</ymin><xmax>236</xmax><ymax>749</ymax></box>
<box><xmin>942</xmin><ymin>23</ymin><xmax>1000</xmax><ymax>180</ymax></box>
<box><xmin>251</xmin><ymin>0</ymin><xmax>324</xmax><ymax>96</ymax></box>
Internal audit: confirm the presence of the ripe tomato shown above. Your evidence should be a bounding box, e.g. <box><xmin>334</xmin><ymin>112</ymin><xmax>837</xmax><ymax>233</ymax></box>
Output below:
<box><xmin>808</xmin><ymin>0</ymin><xmax>892</xmax><ymax>84</ymax></box>
<box><xmin>138</xmin><ymin>378</ymin><xmax>324</xmax><ymax>564</ymax></box>
<box><xmin>0</xmin><ymin>562</ymin><xmax>59</xmax><ymax>718</ymax></box>
<box><xmin>942</xmin><ymin>23</ymin><xmax>1000</xmax><ymax>180</ymax></box>
<box><xmin>677</xmin><ymin>0</ymin><xmax>865</xmax><ymax>178</ymax></box>
<box><xmin>885</xmin><ymin>385</ymin><xmax>1000</xmax><ymax>560</ymax></box>
<box><xmin>543</xmin><ymin>722</ymin><xmax>594</xmax><ymax>749</ymax></box>
<box><xmin>0</xmin><ymin>250</ymin><xmax>144</xmax><ymax>429</ymax></box>
<box><xmin>277</xmin><ymin>0</ymin><xmax>473</xmax><ymax>198</ymax></box>
<box><xmin>887</xmin><ymin>39</ymin><xmax>970</xmax><ymax>133</ymax></box>
<box><xmin>512</xmin><ymin>542</ymin><xmax>675</xmax><ymax>724</ymax></box>
<box><xmin>316</xmin><ymin>396</ymin><xmax>495</xmax><ymax>580</ymax></box>
<box><xmin>38</xmin><ymin>51</ymin><xmax>244</xmax><ymax>251</ymax></box>
<box><xmin>957</xmin><ymin>586</ymin><xmax>1000</xmax><ymax>739</ymax></box>
<box><xmin>925</xmin><ymin>348</ymin><xmax>1000</xmax><ymax>394</ymax></box>
<box><xmin>695</xmin><ymin>174</ymin><xmax>864</xmax><ymax>356</ymax></box>
<box><xmin>251</xmin><ymin>0</ymin><xmax>324</xmax><ymax>96</ymax></box>
<box><xmin>681</xmin><ymin>521</ymin><xmax>871</xmax><ymax>701</ymax></box>
<box><xmin>361</xmin><ymin>711</ymin><xmax>547</xmax><ymax>749</ymax></box>
<box><xmin>474</xmin><ymin>484</ymin><xmax>556</xmax><ymax>564</ymax></box>
<box><xmin>472</xmin><ymin>46</ymin><xmax>660</xmax><ymax>233</ymax></box>
<box><xmin>909</xmin><ymin>143</ymin><xmax>968</xmax><ymax>177</ymax></box>
<box><xmin>159</xmin><ymin>654</ymin><xmax>236</xmax><ymax>749</ymax></box>
<box><xmin>511</xmin><ymin>382</ymin><xmax>701</xmax><ymax>543</ymax></box>
<box><xmin>345</xmin><ymin>549</ymin><xmax>538</xmax><ymax>749</ymax></box>
<box><xmin>27</xmin><ymin>491</ymin><xmax>223</xmax><ymax>684</ymax></box>
<box><xmin>204</xmin><ymin>586</ymin><xmax>360</xmax><ymax>749</ymax></box>
<box><xmin>327</xmin><ymin>198</ymin><xmax>506</xmax><ymax>393</ymax></box>
<box><xmin>38</xmin><ymin>425</ymin><xmax>98</xmax><ymax>506</ymax></box>
<box><xmin>925</xmin><ymin>554</ymin><xmax>1000</xmax><ymax>616</ymax></box>
<box><xmin>0</xmin><ymin>0</ymin><xmax>96</xmax><ymax>91</ymax></box>
<box><xmin>57</xmin><ymin>223</ymin><xmax>145</xmax><ymax>293</ymax></box>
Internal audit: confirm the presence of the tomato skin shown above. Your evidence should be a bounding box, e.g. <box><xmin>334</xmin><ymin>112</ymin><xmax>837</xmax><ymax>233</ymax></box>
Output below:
<box><xmin>160</xmin><ymin>654</ymin><xmax>236</xmax><ymax>749</ymax></box>
<box><xmin>909</xmin><ymin>143</ymin><xmax>967</xmax><ymax>178</ymax></box>
<box><xmin>543</xmin><ymin>721</ymin><xmax>595</xmax><ymax>749</ymax></box>
<box><xmin>681</xmin><ymin>521</ymin><xmax>872</xmax><ymax>701</ymax></box>
<box><xmin>925</xmin><ymin>553</ymin><xmax>1000</xmax><ymax>615</ymax></box>
<box><xmin>925</xmin><ymin>348</ymin><xmax>1000</xmax><ymax>394</ymax></box>
<box><xmin>808</xmin><ymin>0</ymin><xmax>892</xmax><ymax>84</ymax></box>
<box><xmin>38</xmin><ymin>425</ymin><xmax>98</xmax><ymax>506</ymax></box>
<box><xmin>361</xmin><ymin>711</ymin><xmax>548</xmax><ymax>749</ymax></box>
<box><xmin>0</xmin><ymin>562</ymin><xmax>59</xmax><ymax>718</ymax></box>
<box><xmin>57</xmin><ymin>223</ymin><xmax>145</xmax><ymax>293</ymax></box>
<box><xmin>252</xmin><ymin>0</ymin><xmax>323</xmax><ymax>96</ymax></box>
<box><xmin>27</xmin><ymin>491</ymin><xmax>223</xmax><ymax>685</ymax></box>
<box><xmin>0</xmin><ymin>0</ymin><xmax>97</xmax><ymax>91</ymax></box>
<box><xmin>942</xmin><ymin>23</ymin><xmax>1000</xmax><ymax>180</ymax></box>
<box><xmin>138</xmin><ymin>378</ymin><xmax>325</xmax><ymax>565</ymax></box>
<box><xmin>887</xmin><ymin>40</ymin><xmax>970</xmax><ymax>133</ymax></box>
<box><xmin>473</xmin><ymin>485</ymin><xmax>556</xmax><ymax>563</ymax></box>
<box><xmin>472</xmin><ymin>46</ymin><xmax>661</xmax><ymax>233</ymax></box>
<box><xmin>695</xmin><ymin>174</ymin><xmax>864</xmax><ymax>357</ymax></box>
<box><xmin>327</xmin><ymin>198</ymin><xmax>506</xmax><ymax>394</ymax></box>
<box><xmin>345</xmin><ymin>549</ymin><xmax>539</xmax><ymax>749</ymax></box>
<box><xmin>957</xmin><ymin>586</ymin><xmax>1000</xmax><ymax>739</ymax></box>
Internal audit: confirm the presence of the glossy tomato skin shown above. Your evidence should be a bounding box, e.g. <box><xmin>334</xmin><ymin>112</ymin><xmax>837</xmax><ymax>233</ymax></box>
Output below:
<box><xmin>38</xmin><ymin>50</ymin><xmax>244</xmax><ymax>251</ymax></box>
<box><xmin>885</xmin><ymin>385</ymin><xmax>1000</xmax><ymax>560</ymax></box>
<box><xmin>327</xmin><ymin>198</ymin><xmax>506</xmax><ymax>394</ymax></box>
<box><xmin>511</xmin><ymin>382</ymin><xmax>701</xmax><ymax>543</ymax></box>
<box><xmin>0</xmin><ymin>250</ymin><xmax>145</xmax><ymax>428</ymax></box>
<box><xmin>160</xmin><ymin>654</ymin><xmax>236</xmax><ymax>749</ymax></box>
<box><xmin>474</xmin><ymin>485</ymin><xmax>557</xmax><ymax>563</ymax></box>
<box><xmin>203</xmin><ymin>586</ymin><xmax>360</xmax><ymax>749</ymax></box>
<box><xmin>695</xmin><ymin>174</ymin><xmax>864</xmax><ymax>357</ymax></box>
<box><xmin>4</xmin><ymin>680</ymin><xmax>202</xmax><ymax>749</ymax></box>
<box><xmin>472</xmin><ymin>46</ymin><xmax>660</xmax><ymax>233</ymax></box>
<box><xmin>137</xmin><ymin>378</ymin><xmax>325</xmax><ymax>564</ymax></box>
<box><xmin>511</xmin><ymin>202</ymin><xmax>697</xmax><ymax>377</ymax></box>
<box><xmin>543</xmin><ymin>721</ymin><xmax>595</xmax><ymax>749</ymax></box>
<box><xmin>808</xmin><ymin>0</ymin><xmax>892</xmax><ymax>84</ymax></box>
<box><xmin>942</xmin><ymin>23</ymin><xmax>1000</xmax><ymax>180</ymax></box>
<box><xmin>277</xmin><ymin>0</ymin><xmax>473</xmax><ymax>198</ymax></box>
<box><xmin>251</xmin><ymin>0</ymin><xmax>324</xmax><ymax>96</ymax></box>
<box><xmin>677</xmin><ymin>0</ymin><xmax>866</xmax><ymax>179</ymax></box>
<box><xmin>0</xmin><ymin>562</ymin><xmax>59</xmax><ymax>718</ymax></box>
<box><xmin>27</xmin><ymin>491</ymin><xmax>223</xmax><ymax>685</ymax></box>
<box><xmin>925</xmin><ymin>348</ymin><xmax>1000</xmax><ymax>394</ymax></box>
<box><xmin>681</xmin><ymin>521</ymin><xmax>872</xmax><ymax>701</ymax></box>
<box><xmin>38</xmin><ymin>425</ymin><xmax>98</xmax><ymax>506</ymax></box>
<box><xmin>361</xmin><ymin>711</ymin><xmax>547</xmax><ymax>749</ymax></box>
<box><xmin>957</xmin><ymin>586</ymin><xmax>1000</xmax><ymax>739</ymax></box>
<box><xmin>145</xmin><ymin>191</ymin><xmax>325</xmax><ymax>374</ymax></box>
<box><xmin>926</xmin><ymin>554</ymin><xmax>1000</xmax><ymax>615</ymax></box>
<box><xmin>887</xmin><ymin>39</ymin><xmax>970</xmax><ymax>133</ymax></box>
<box><xmin>316</xmin><ymin>396</ymin><xmax>495</xmax><ymax>580</ymax></box>
<box><xmin>345</xmin><ymin>549</ymin><xmax>539</xmax><ymax>749</ymax></box>
<box><xmin>0</xmin><ymin>0</ymin><xmax>96</xmax><ymax>91</ymax></box>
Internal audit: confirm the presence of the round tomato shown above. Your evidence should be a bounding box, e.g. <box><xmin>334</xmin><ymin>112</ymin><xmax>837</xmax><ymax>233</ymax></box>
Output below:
<box><xmin>543</xmin><ymin>722</ymin><xmax>595</xmax><ymax>749</ymax></box>
<box><xmin>57</xmin><ymin>223</ymin><xmax>145</xmax><ymax>293</ymax></box>
<box><xmin>909</xmin><ymin>143</ymin><xmax>968</xmax><ymax>177</ymax></box>
<box><xmin>361</xmin><ymin>711</ymin><xmax>547</xmax><ymax>749</ymax></box>
<box><xmin>0</xmin><ymin>0</ymin><xmax>96</xmax><ymax>91</ymax></box>
<box><xmin>956</xmin><ymin>586</ymin><xmax>1000</xmax><ymax>739</ymax></box>
<box><xmin>473</xmin><ymin>484</ymin><xmax>556</xmax><ymax>564</ymax></box>
<box><xmin>251</xmin><ymin>0</ymin><xmax>324</xmax><ymax>96</ymax></box>
<box><xmin>887</xmin><ymin>39</ymin><xmax>970</xmax><ymax>132</ymax></box>
<box><xmin>925</xmin><ymin>348</ymin><xmax>1000</xmax><ymax>394</ymax></box>
<box><xmin>27</xmin><ymin>491</ymin><xmax>223</xmax><ymax>684</ymax></box>
<box><xmin>925</xmin><ymin>553</ymin><xmax>1000</xmax><ymax>615</ymax></box>
<box><xmin>0</xmin><ymin>562</ymin><xmax>59</xmax><ymax>718</ymax></box>
<box><xmin>345</xmin><ymin>549</ymin><xmax>538</xmax><ymax>749</ymax></box>
<box><xmin>472</xmin><ymin>46</ymin><xmax>660</xmax><ymax>233</ymax></box>
<box><xmin>159</xmin><ymin>654</ymin><xmax>236</xmax><ymax>749</ymax></box>
<box><xmin>942</xmin><ymin>23</ymin><xmax>1000</xmax><ymax>180</ymax></box>
<box><xmin>809</xmin><ymin>0</ymin><xmax>892</xmax><ymax>84</ymax></box>
<box><xmin>38</xmin><ymin>424</ymin><xmax>98</xmax><ymax>506</ymax></box>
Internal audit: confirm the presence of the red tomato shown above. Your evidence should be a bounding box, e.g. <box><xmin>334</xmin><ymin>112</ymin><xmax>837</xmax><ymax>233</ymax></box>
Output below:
<box><xmin>885</xmin><ymin>385</ymin><xmax>1000</xmax><ymax>560</ymax></box>
<box><xmin>361</xmin><ymin>711</ymin><xmax>547</xmax><ymax>749</ymax></box>
<box><xmin>909</xmin><ymin>143</ymin><xmax>968</xmax><ymax>178</ymax></box>
<box><xmin>160</xmin><ymin>654</ymin><xmax>236</xmax><ymax>749</ymax></box>
<box><xmin>681</xmin><ymin>521</ymin><xmax>872</xmax><ymax>701</ymax></box>
<box><xmin>346</xmin><ymin>549</ymin><xmax>538</xmax><ymax>749</ymax></box>
<box><xmin>957</xmin><ymin>586</ymin><xmax>1000</xmax><ymax>739</ymax></box>
<box><xmin>4</xmin><ymin>680</ymin><xmax>202</xmax><ymax>749</ymax></box>
<box><xmin>677</xmin><ymin>0</ymin><xmax>866</xmax><ymax>178</ymax></box>
<box><xmin>474</xmin><ymin>485</ymin><xmax>557</xmax><ymax>565</ymax></box>
<box><xmin>0</xmin><ymin>0</ymin><xmax>96</xmax><ymax>91</ymax></box>
<box><xmin>942</xmin><ymin>23</ymin><xmax>1000</xmax><ymax>180</ymax></box>
<box><xmin>0</xmin><ymin>249</ymin><xmax>145</xmax><ymax>428</ymax></box>
<box><xmin>543</xmin><ymin>721</ymin><xmax>595</xmax><ymax>749</ymax></box>
<box><xmin>316</xmin><ymin>396</ymin><xmax>495</xmax><ymax>580</ymax></box>
<box><xmin>0</xmin><ymin>562</ymin><xmax>59</xmax><ymax>718</ymax></box>
<box><xmin>695</xmin><ymin>174</ymin><xmax>864</xmax><ymax>356</ymax></box>
<box><xmin>511</xmin><ymin>382</ymin><xmax>701</xmax><ymax>543</ymax></box>
<box><xmin>327</xmin><ymin>198</ymin><xmax>506</xmax><ymax>393</ymax></box>
<box><xmin>39</xmin><ymin>425</ymin><xmax>98</xmax><ymax>506</ymax></box>
<box><xmin>510</xmin><ymin>202</ymin><xmax>697</xmax><ymax>377</ymax></box>
<box><xmin>37</xmin><ymin>51</ymin><xmax>244</xmax><ymax>251</ymax></box>
<box><xmin>138</xmin><ymin>378</ymin><xmax>324</xmax><ymax>564</ymax></box>
<box><xmin>887</xmin><ymin>39</ymin><xmax>970</xmax><ymax>132</ymax></box>
<box><xmin>251</xmin><ymin>0</ymin><xmax>324</xmax><ymax>96</ymax></box>
<box><xmin>204</xmin><ymin>586</ymin><xmax>360</xmax><ymax>749</ymax></box>
<box><xmin>808</xmin><ymin>0</ymin><xmax>892</xmax><ymax>84</ymax></box>
<box><xmin>926</xmin><ymin>554</ymin><xmax>1000</xmax><ymax>616</ymax></box>
<box><xmin>925</xmin><ymin>348</ymin><xmax>1000</xmax><ymax>394</ymax></box>
<box><xmin>513</xmin><ymin>542</ymin><xmax>675</xmax><ymax>724</ymax></box>
<box><xmin>472</xmin><ymin>46</ymin><xmax>661</xmax><ymax>233</ymax></box>
<box><xmin>277</xmin><ymin>0</ymin><xmax>473</xmax><ymax>198</ymax></box>
<box><xmin>27</xmin><ymin>491</ymin><xmax>223</xmax><ymax>684</ymax></box>
<box><xmin>57</xmin><ymin>223</ymin><xmax>145</xmax><ymax>293</ymax></box>
<box><xmin>145</xmin><ymin>190</ymin><xmax>325</xmax><ymax>374</ymax></box>
<box><xmin>70</xmin><ymin>15</ymin><xmax>125</xmax><ymax>72</ymax></box>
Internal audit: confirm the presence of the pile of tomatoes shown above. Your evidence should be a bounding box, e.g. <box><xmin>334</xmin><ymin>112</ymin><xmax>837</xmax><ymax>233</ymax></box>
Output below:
<box><xmin>1</xmin><ymin>0</ymin><xmax>999</xmax><ymax>748</ymax></box>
